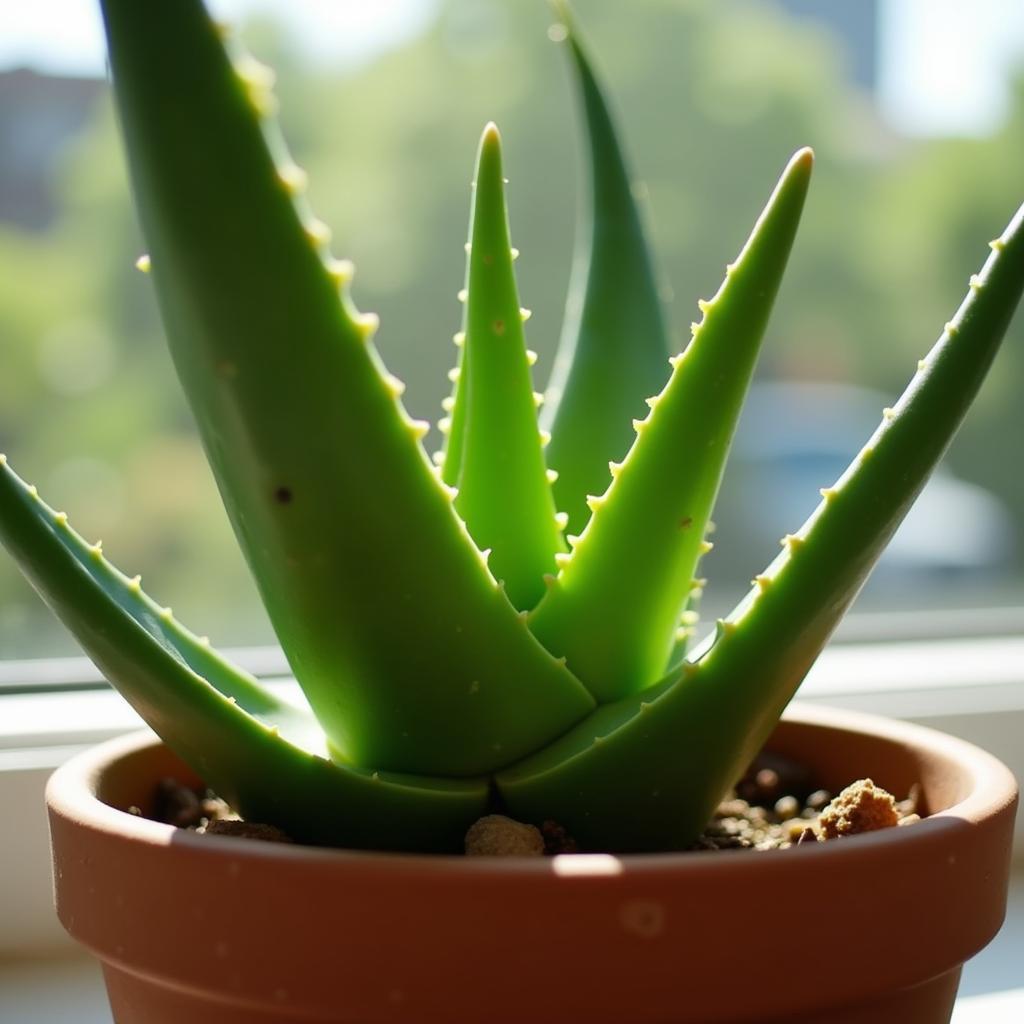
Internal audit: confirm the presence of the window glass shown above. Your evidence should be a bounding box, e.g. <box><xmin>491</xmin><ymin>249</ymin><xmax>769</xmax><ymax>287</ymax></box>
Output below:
<box><xmin>2</xmin><ymin>0</ymin><xmax>1023</xmax><ymax>669</ymax></box>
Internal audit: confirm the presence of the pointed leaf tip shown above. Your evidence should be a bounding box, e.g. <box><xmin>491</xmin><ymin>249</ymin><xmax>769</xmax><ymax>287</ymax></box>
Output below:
<box><xmin>791</xmin><ymin>146</ymin><xmax>815</xmax><ymax>171</ymax></box>
<box><xmin>540</xmin><ymin>5</ymin><xmax>673</xmax><ymax>537</ymax></box>
<box><xmin>530</xmin><ymin>147</ymin><xmax>813</xmax><ymax>702</ymax></box>
<box><xmin>475</xmin><ymin>122</ymin><xmax>504</xmax><ymax>185</ymax></box>
<box><xmin>446</xmin><ymin>111</ymin><xmax>566</xmax><ymax>611</ymax></box>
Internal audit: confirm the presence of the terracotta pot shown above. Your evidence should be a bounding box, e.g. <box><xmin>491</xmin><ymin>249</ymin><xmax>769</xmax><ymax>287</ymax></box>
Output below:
<box><xmin>47</xmin><ymin>702</ymin><xmax>1017</xmax><ymax>1024</ymax></box>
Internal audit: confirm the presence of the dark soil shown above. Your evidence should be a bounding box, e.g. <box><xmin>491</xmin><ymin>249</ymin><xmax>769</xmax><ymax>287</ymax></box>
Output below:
<box><xmin>138</xmin><ymin>750</ymin><xmax>920</xmax><ymax>855</ymax></box>
<box><xmin>690</xmin><ymin>770</ymin><xmax>919</xmax><ymax>853</ymax></box>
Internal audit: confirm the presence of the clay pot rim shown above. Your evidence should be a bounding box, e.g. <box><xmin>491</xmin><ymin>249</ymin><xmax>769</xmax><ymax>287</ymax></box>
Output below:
<box><xmin>47</xmin><ymin>700</ymin><xmax>1017</xmax><ymax>876</ymax></box>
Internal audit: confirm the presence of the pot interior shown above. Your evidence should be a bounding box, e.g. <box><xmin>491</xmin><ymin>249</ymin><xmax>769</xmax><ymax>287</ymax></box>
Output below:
<box><xmin>95</xmin><ymin>712</ymin><xmax>969</xmax><ymax>829</ymax></box>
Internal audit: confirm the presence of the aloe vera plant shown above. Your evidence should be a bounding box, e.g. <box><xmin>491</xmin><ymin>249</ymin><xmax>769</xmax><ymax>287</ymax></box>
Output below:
<box><xmin>1</xmin><ymin>0</ymin><xmax>1022</xmax><ymax>853</ymax></box>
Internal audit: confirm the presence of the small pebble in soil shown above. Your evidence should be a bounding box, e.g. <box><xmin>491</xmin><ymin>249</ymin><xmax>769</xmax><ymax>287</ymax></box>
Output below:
<box><xmin>200</xmin><ymin>819</ymin><xmax>293</xmax><ymax>843</ymax></box>
<box><xmin>464</xmin><ymin>814</ymin><xmax>545</xmax><ymax>857</ymax></box>
<box><xmin>807</xmin><ymin>789</ymin><xmax>832</xmax><ymax>811</ymax></box>
<box><xmin>817</xmin><ymin>778</ymin><xmax>900</xmax><ymax>839</ymax></box>
<box><xmin>736</xmin><ymin>751</ymin><xmax>813</xmax><ymax>805</ymax></box>
<box><xmin>541</xmin><ymin>819</ymin><xmax>579</xmax><ymax>855</ymax></box>
<box><xmin>773</xmin><ymin>795</ymin><xmax>800</xmax><ymax>820</ymax></box>
<box><xmin>154</xmin><ymin>777</ymin><xmax>204</xmax><ymax>828</ymax></box>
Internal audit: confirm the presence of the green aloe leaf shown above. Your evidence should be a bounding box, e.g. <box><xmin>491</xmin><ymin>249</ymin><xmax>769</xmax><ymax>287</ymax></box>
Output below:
<box><xmin>541</xmin><ymin>1</ymin><xmax>672</xmax><ymax>537</ymax></box>
<box><xmin>530</xmin><ymin>149</ymin><xmax>814</xmax><ymax>702</ymax></box>
<box><xmin>501</xmin><ymin>201</ymin><xmax>1024</xmax><ymax>851</ymax></box>
<box><xmin>99</xmin><ymin>0</ymin><xmax>594</xmax><ymax>777</ymax></box>
<box><xmin>0</xmin><ymin>456</ymin><xmax>487</xmax><ymax>851</ymax></box>
<box><xmin>442</xmin><ymin>124</ymin><xmax>565</xmax><ymax>610</ymax></box>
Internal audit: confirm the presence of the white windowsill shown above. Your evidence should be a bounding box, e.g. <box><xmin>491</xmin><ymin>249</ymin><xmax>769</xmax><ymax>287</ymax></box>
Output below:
<box><xmin>3</xmin><ymin>634</ymin><xmax>1023</xmax><ymax>758</ymax></box>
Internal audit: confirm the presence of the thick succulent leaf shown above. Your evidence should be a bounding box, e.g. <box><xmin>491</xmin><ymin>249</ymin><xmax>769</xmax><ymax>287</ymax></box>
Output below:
<box><xmin>0</xmin><ymin>457</ymin><xmax>487</xmax><ymax>851</ymax></box>
<box><xmin>443</xmin><ymin>124</ymin><xmax>565</xmax><ymax>610</ymax></box>
<box><xmin>500</xmin><ymin>201</ymin><xmax>1024</xmax><ymax>851</ymax></box>
<box><xmin>99</xmin><ymin>0</ymin><xmax>594</xmax><ymax>776</ymax></box>
<box><xmin>530</xmin><ymin>150</ymin><xmax>813</xmax><ymax>702</ymax></box>
<box><xmin>540</xmin><ymin>1</ymin><xmax>672</xmax><ymax>537</ymax></box>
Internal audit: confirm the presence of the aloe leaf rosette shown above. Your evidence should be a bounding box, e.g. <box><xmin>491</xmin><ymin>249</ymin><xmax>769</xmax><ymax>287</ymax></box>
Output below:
<box><xmin>1</xmin><ymin>0</ymin><xmax>1022</xmax><ymax>853</ymax></box>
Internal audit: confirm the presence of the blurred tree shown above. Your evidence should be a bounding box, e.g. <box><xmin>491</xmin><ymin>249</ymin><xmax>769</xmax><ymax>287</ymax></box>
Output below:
<box><xmin>1</xmin><ymin>0</ymin><xmax>1022</xmax><ymax>655</ymax></box>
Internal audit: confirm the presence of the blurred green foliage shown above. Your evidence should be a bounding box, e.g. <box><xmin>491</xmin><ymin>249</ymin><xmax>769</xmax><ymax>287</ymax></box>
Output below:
<box><xmin>1</xmin><ymin>0</ymin><xmax>1022</xmax><ymax>656</ymax></box>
